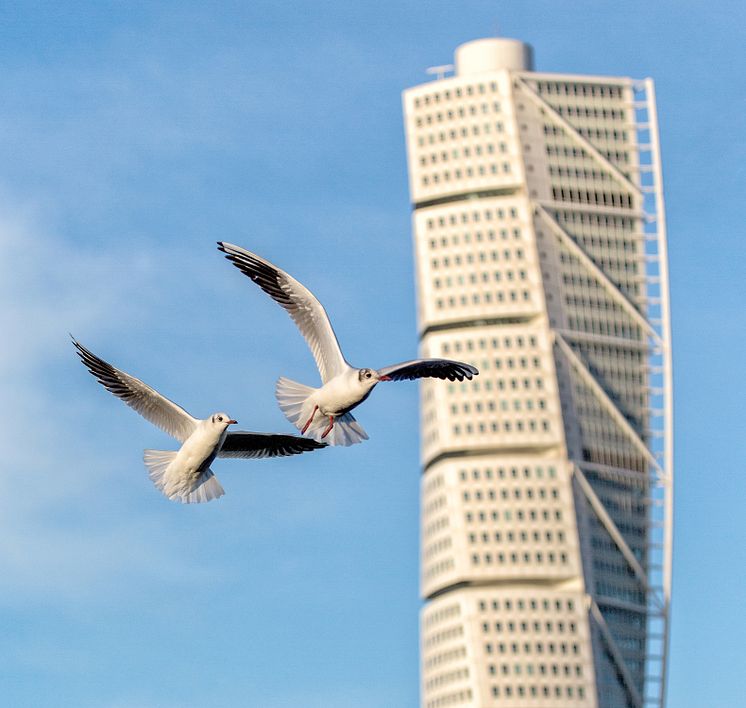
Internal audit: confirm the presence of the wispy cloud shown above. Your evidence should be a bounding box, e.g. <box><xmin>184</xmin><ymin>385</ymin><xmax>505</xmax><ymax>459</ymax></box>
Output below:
<box><xmin>0</xmin><ymin>7</ymin><xmax>421</xmax><ymax>705</ymax></box>
<box><xmin>0</xmin><ymin>201</ymin><xmax>223</xmax><ymax>608</ymax></box>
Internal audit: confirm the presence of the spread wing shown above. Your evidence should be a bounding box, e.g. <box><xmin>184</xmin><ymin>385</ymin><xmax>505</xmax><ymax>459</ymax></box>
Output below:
<box><xmin>218</xmin><ymin>431</ymin><xmax>327</xmax><ymax>459</ymax></box>
<box><xmin>377</xmin><ymin>358</ymin><xmax>479</xmax><ymax>382</ymax></box>
<box><xmin>72</xmin><ymin>338</ymin><xmax>199</xmax><ymax>443</ymax></box>
<box><xmin>218</xmin><ymin>242</ymin><xmax>349</xmax><ymax>384</ymax></box>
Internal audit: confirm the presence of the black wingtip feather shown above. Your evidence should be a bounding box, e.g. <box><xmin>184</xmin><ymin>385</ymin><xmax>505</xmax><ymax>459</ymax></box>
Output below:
<box><xmin>72</xmin><ymin>339</ymin><xmax>135</xmax><ymax>402</ymax></box>
<box><xmin>217</xmin><ymin>245</ymin><xmax>297</xmax><ymax>310</ymax></box>
<box><xmin>220</xmin><ymin>432</ymin><xmax>328</xmax><ymax>459</ymax></box>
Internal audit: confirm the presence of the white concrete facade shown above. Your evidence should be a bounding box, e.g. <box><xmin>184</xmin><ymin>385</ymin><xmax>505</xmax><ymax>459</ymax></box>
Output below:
<box><xmin>403</xmin><ymin>39</ymin><xmax>673</xmax><ymax>708</ymax></box>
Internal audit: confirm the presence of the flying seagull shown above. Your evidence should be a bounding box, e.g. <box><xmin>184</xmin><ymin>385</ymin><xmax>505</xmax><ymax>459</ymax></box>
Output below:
<box><xmin>72</xmin><ymin>338</ymin><xmax>326</xmax><ymax>503</ymax></box>
<box><xmin>217</xmin><ymin>243</ymin><xmax>479</xmax><ymax>446</ymax></box>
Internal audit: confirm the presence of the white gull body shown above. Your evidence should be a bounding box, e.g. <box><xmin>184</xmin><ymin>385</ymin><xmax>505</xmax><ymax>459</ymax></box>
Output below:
<box><xmin>218</xmin><ymin>242</ymin><xmax>479</xmax><ymax>446</ymax></box>
<box><xmin>73</xmin><ymin>339</ymin><xmax>325</xmax><ymax>503</ymax></box>
<box><xmin>145</xmin><ymin>414</ymin><xmax>232</xmax><ymax>503</ymax></box>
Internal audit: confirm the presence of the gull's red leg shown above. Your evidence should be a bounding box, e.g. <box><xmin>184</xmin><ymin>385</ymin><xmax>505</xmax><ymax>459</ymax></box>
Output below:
<box><xmin>301</xmin><ymin>405</ymin><xmax>319</xmax><ymax>434</ymax></box>
<box><xmin>321</xmin><ymin>416</ymin><xmax>335</xmax><ymax>439</ymax></box>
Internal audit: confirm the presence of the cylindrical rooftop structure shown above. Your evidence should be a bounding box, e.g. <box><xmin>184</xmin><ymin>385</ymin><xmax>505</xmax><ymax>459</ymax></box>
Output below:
<box><xmin>455</xmin><ymin>37</ymin><xmax>534</xmax><ymax>75</ymax></box>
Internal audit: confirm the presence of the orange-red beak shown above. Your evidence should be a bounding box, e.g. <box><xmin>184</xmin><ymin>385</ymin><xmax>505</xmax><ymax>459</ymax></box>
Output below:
<box><xmin>227</xmin><ymin>419</ymin><xmax>238</xmax><ymax>425</ymax></box>
<box><xmin>379</xmin><ymin>375</ymin><xmax>392</xmax><ymax>381</ymax></box>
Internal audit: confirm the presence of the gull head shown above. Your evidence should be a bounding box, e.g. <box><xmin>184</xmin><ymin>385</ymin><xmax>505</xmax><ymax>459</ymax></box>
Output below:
<box><xmin>357</xmin><ymin>368</ymin><xmax>388</xmax><ymax>388</ymax></box>
<box><xmin>210</xmin><ymin>412</ymin><xmax>238</xmax><ymax>429</ymax></box>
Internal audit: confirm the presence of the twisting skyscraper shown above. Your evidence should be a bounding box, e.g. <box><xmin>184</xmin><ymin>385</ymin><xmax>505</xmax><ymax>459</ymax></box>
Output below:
<box><xmin>402</xmin><ymin>39</ymin><xmax>673</xmax><ymax>708</ymax></box>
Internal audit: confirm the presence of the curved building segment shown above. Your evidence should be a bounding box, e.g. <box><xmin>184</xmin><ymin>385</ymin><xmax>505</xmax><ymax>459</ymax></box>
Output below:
<box><xmin>403</xmin><ymin>39</ymin><xmax>673</xmax><ymax>708</ymax></box>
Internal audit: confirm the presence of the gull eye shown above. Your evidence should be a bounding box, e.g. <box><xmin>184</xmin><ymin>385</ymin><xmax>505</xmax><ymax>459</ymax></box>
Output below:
<box><xmin>217</xmin><ymin>416</ymin><xmax>223</xmax><ymax>422</ymax></box>
<box><xmin>366</xmin><ymin>372</ymin><xmax>371</xmax><ymax>378</ymax></box>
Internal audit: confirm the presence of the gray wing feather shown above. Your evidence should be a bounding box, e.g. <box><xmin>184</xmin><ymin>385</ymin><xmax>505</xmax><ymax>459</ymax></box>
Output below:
<box><xmin>72</xmin><ymin>338</ymin><xmax>198</xmax><ymax>443</ymax></box>
<box><xmin>377</xmin><ymin>358</ymin><xmax>479</xmax><ymax>382</ymax></box>
<box><xmin>218</xmin><ymin>431</ymin><xmax>327</xmax><ymax>459</ymax></box>
<box><xmin>218</xmin><ymin>242</ymin><xmax>349</xmax><ymax>383</ymax></box>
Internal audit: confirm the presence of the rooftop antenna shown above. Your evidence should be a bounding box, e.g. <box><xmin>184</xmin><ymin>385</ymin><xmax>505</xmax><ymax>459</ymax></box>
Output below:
<box><xmin>425</xmin><ymin>64</ymin><xmax>454</xmax><ymax>80</ymax></box>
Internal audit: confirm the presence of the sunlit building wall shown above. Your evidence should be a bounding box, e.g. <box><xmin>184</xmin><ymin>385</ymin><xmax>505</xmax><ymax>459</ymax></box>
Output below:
<box><xmin>403</xmin><ymin>38</ymin><xmax>673</xmax><ymax>708</ymax></box>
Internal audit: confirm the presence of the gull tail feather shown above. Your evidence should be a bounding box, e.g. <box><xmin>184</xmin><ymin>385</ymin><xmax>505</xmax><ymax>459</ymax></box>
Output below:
<box><xmin>182</xmin><ymin>471</ymin><xmax>225</xmax><ymax>504</ymax></box>
<box><xmin>143</xmin><ymin>449</ymin><xmax>176</xmax><ymax>489</ymax></box>
<box><xmin>276</xmin><ymin>376</ymin><xmax>317</xmax><ymax>430</ymax></box>
<box><xmin>302</xmin><ymin>410</ymin><xmax>368</xmax><ymax>446</ymax></box>
<box><xmin>275</xmin><ymin>377</ymin><xmax>368</xmax><ymax>446</ymax></box>
<box><xmin>143</xmin><ymin>450</ymin><xmax>225</xmax><ymax>504</ymax></box>
<box><xmin>317</xmin><ymin>412</ymin><xmax>369</xmax><ymax>447</ymax></box>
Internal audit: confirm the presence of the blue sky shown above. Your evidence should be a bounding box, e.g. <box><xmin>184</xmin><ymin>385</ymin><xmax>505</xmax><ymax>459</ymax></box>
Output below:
<box><xmin>1</xmin><ymin>2</ymin><xmax>744</xmax><ymax>706</ymax></box>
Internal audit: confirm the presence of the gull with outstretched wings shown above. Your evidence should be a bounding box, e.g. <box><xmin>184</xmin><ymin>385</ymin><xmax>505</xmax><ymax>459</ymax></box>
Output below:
<box><xmin>72</xmin><ymin>338</ymin><xmax>325</xmax><ymax>503</ymax></box>
<box><xmin>217</xmin><ymin>243</ymin><xmax>478</xmax><ymax>446</ymax></box>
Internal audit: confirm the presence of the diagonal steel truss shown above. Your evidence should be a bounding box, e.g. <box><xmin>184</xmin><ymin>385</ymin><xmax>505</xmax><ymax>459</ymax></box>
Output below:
<box><xmin>517</xmin><ymin>74</ymin><xmax>674</xmax><ymax>708</ymax></box>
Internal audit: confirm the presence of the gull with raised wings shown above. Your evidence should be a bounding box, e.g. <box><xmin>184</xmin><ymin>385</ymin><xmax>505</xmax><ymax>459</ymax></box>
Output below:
<box><xmin>217</xmin><ymin>243</ymin><xmax>479</xmax><ymax>446</ymax></box>
<box><xmin>73</xmin><ymin>339</ymin><xmax>326</xmax><ymax>503</ymax></box>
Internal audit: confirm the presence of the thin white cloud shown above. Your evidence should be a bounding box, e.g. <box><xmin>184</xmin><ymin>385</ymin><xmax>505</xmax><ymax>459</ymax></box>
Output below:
<box><xmin>0</xmin><ymin>201</ymin><xmax>223</xmax><ymax>607</ymax></box>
